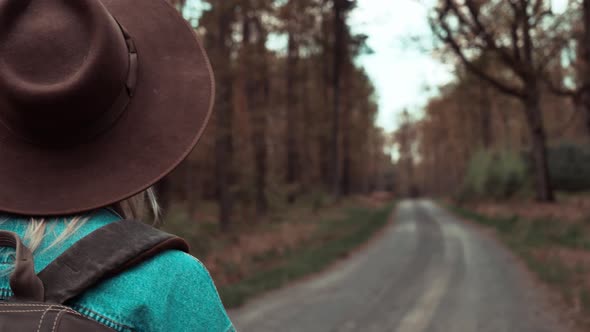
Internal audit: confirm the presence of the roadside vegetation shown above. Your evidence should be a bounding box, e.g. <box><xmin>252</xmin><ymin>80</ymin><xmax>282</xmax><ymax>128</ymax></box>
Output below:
<box><xmin>163</xmin><ymin>194</ymin><xmax>394</xmax><ymax>308</ymax></box>
<box><xmin>448</xmin><ymin>194</ymin><xmax>590</xmax><ymax>329</ymax></box>
<box><xmin>424</xmin><ymin>124</ymin><xmax>590</xmax><ymax>329</ymax></box>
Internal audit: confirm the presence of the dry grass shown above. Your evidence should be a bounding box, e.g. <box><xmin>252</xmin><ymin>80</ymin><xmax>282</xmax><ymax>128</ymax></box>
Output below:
<box><xmin>449</xmin><ymin>195</ymin><xmax>590</xmax><ymax>330</ymax></box>
<box><xmin>163</xmin><ymin>192</ymin><xmax>395</xmax><ymax>307</ymax></box>
<box><xmin>205</xmin><ymin>222</ymin><xmax>317</xmax><ymax>285</ymax></box>
<box><xmin>203</xmin><ymin>193</ymin><xmax>393</xmax><ymax>286</ymax></box>
<box><xmin>468</xmin><ymin>194</ymin><xmax>590</xmax><ymax>223</ymax></box>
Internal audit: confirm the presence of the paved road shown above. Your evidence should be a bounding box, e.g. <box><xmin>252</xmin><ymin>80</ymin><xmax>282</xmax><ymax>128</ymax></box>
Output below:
<box><xmin>229</xmin><ymin>200</ymin><xmax>567</xmax><ymax>332</ymax></box>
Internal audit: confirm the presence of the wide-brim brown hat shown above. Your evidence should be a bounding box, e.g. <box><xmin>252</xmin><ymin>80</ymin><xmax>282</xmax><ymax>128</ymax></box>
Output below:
<box><xmin>0</xmin><ymin>0</ymin><xmax>214</xmax><ymax>215</ymax></box>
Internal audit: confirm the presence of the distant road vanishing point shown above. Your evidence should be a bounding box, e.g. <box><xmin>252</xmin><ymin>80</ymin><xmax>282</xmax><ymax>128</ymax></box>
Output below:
<box><xmin>229</xmin><ymin>200</ymin><xmax>568</xmax><ymax>332</ymax></box>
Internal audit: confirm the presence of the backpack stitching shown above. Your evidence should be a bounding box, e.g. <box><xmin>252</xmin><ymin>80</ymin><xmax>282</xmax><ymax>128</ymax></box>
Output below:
<box><xmin>0</xmin><ymin>297</ymin><xmax>131</xmax><ymax>331</ymax></box>
<box><xmin>0</xmin><ymin>309</ymin><xmax>48</xmax><ymax>313</ymax></box>
<box><xmin>0</xmin><ymin>304</ymin><xmax>80</xmax><ymax>316</ymax></box>
<box><xmin>36</xmin><ymin>305</ymin><xmax>53</xmax><ymax>332</ymax></box>
<box><xmin>0</xmin><ymin>307</ymin><xmax>119</xmax><ymax>332</ymax></box>
<box><xmin>0</xmin><ymin>303</ymin><xmax>71</xmax><ymax>310</ymax></box>
<box><xmin>51</xmin><ymin>309</ymin><xmax>66</xmax><ymax>332</ymax></box>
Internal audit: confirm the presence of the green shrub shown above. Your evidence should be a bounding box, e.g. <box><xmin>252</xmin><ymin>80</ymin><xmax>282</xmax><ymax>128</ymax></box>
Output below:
<box><xmin>548</xmin><ymin>143</ymin><xmax>590</xmax><ymax>192</ymax></box>
<box><xmin>461</xmin><ymin>149</ymin><xmax>529</xmax><ymax>200</ymax></box>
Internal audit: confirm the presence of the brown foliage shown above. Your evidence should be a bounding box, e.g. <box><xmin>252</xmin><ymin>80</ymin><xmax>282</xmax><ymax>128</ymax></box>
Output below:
<box><xmin>397</xmin><ymin>0</ymin><xmax>590</xmax><ymax>199</ymax></box>
<box><xmin>161</xmin><ymin>0</ymin><xmax>392</xmax><ymax>229</ymax></box>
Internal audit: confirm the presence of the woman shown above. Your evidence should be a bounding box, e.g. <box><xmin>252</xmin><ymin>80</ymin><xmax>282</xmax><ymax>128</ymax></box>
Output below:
<box><xmin>0</xmin><ymin>0</ymin><xmax>234</xmax><ymax>331</ymax></box>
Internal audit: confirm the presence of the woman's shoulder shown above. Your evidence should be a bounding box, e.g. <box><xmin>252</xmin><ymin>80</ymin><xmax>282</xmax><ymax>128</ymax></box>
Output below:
<box><xmin>139</xmin><ymin>249</ymin><xmax>210</xmax><ymax>281</ymax></box>
<box><xmin>60</xmin><ymin>211</ymin><xmax>234</xmax><ymax>331</ymax></box>
<box><xmin>137</xmin><ymin>250</ymin><xmax>228</xmax><ymax>308</ymax></box>
<box><xmin>131</xmin><ymin>250</ymin><xmax>235</xmax><ymax>331</ymax></box>
<box><xmin>74</xmin><ymin>250</ymin><xmax>234</xmax><ymax>332</ymax></box>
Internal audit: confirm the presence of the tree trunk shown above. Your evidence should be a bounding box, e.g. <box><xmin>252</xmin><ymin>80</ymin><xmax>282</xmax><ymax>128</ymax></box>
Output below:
<box><xmin>320</xmin><ymin>11</ymin><xmax>332</xmax><ymax>189</ymax></box>
<box><xmin>582</xmin><ymin>0</ymin><xmax>590</xmax><ymax>136</ymax></box>
<box><xmin>301</xmin><ymin>56</ymin><xmax>313</xmax><ymax>193</ymax></box>
<box><xmin>340</xmin><ymin>108</ymin><xmax>351</xmax><ymax>196</ymax></box>
<box><xmin>286</xmin><ymin>32</ymin><xmax>299</xmax><ymax>203</ymax></box>
<box><xmin>331</xmin><ymin>0</ymin><xmax>345</xmax><ymax>198</ymax></box>
<box><xmin>253</xmin><ymin>21</ymin><xmax>269</xmax><ymax>216</ymax></box>
<box><xmin>520</xmin><ymin>5</ymin><xmax>554</xmax><ymax>203</ymax></box>
<box><xmin>242</xmin><ymin>13</ymin><xmax>268</xmax><ymax>216</ymax></box>
<box><xmin>479</xmin><ymin>84</ymin><xmax>492</xmax><ymax>148</ymax></box>
<box><xmin>340</xmin><ymin>45</ymin><xmax>352</xmax><ymax>196</ymax></box>
<box><xmin>215</xmin><ymin>110</ymin><xmax>233</xmax><ymax>230</ymax></box>
<box><xmin>253</xmin><ymin>109</ymin><xmax>268</xmax><ymax>215</ymax></box>
<box><xmin>583</xmin><ymin>94</ymin><xmax>590</xmax><ymax>136</ymax></box>
<box><xmin>185</xmin><ymin>161</ymin><xmax>197</xmax><ymax>219</ymax></box>
<box><xmin>212</xmin><ymin>5</ymin><xmax>234</xmax><ymax>231</ymax></box>
<box><xmin>523</xmin><ymin>86</ymin><xmax>555</xmax><ymax>202</ymax></box>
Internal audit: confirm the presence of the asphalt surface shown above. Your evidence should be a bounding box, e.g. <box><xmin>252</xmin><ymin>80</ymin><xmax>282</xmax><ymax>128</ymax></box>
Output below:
<box><xmin>229</xmin><ymin>200</ymin><xmax>567</xmax><ymax>332</ymax></box>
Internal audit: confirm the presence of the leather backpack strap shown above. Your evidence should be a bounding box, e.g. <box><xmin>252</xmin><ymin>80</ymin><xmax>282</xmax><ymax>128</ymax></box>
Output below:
<box><xmin>0</xmin><ymin>231</ymin><xmax>44</xmax><ymax>302</ymax></box>
<box><xmin>37</xmin><ymin>220</ymin><xmax>189</xmax><ymax>304</ymax></box>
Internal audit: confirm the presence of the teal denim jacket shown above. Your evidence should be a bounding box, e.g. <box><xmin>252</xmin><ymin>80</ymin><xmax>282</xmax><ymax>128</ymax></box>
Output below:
<box><xmin>0</xmin><ymin>209</ymin><xmax>235</xmax><ymax>332</ymax></box>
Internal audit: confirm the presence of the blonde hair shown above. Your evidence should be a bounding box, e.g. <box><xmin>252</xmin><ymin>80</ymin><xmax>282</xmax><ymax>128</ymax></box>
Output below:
<box><xmin>11</xmin><ymin>187</ymin><xmax>161</xmax><ymax>254</ymax></box>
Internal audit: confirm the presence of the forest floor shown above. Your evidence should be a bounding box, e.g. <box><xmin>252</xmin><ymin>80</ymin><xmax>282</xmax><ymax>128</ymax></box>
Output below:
<box><xmin>162</xmin><ymin>192</ymin><xmax>395</xmax><ymax>308</ymax></box>
<box><xmin>448</xmin><ymin>192</ymin><xmax>590</xmax><ymax>330</ymax></box>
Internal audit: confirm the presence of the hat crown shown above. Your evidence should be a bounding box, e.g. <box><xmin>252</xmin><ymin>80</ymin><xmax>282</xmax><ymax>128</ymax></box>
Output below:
<box><xmin>0</xmin><ymin>0</ymin><xmax>132</xmax><ymax>146</ymax></box>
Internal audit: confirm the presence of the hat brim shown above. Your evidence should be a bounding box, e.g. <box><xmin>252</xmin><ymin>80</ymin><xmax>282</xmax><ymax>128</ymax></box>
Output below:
<box><xmin>0</xmin><ymin>0</ymin><xmax>214</xmax><ymax>216</ymax></box>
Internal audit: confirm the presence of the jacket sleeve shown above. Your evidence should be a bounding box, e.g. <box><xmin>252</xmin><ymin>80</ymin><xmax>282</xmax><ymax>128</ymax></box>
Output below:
<box><xmin>146</xmin><ymin>251</ymin><xmax>235</xmax><ymax>332</ymax></box>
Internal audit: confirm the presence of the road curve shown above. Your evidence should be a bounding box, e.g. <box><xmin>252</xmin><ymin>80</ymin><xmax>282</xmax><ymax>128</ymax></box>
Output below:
<box><xmin>229</xmin><ymin>200</ymin><xmax>567</xmax><ymax>332</ymax></box>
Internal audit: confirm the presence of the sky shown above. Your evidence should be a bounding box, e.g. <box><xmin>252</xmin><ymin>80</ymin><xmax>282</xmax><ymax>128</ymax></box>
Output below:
<box><xmin>349</xmin><ymin>0</ymin><xmax>569</xmax><ymax>132</ymax></box>
<box><xmin>185</xmin><ymin>0</ymin><xmax>570</xmax><ymax>133</ymax></box>
<box><xmin>184</xmin><ymin>0</ymin><xmax>453</xmax><ymax>132</ymax></box>
<box><xmin>349</xmin><ymin>0</ymin><xmax>453</xmax><ymax>132</ymax></box>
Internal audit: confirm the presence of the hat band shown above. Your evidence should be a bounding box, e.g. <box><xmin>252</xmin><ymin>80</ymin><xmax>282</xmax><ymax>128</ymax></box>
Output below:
<box><xmin>73</xmin><ymin>20</ymin><xmax>139</xmax><ymax>146</ymax></box>
<box><xmin>0</xmin><ymin>18</ymin><xmax>138</xmax><ymax>148</ymax></box>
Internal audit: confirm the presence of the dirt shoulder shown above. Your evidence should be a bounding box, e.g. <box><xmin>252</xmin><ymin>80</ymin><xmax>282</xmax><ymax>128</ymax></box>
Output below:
<box><xmin>164</xmin><ymin>193</ymin><xmax>396</xmax><ymax>308</ymax></box>
<box><xmin>447</xmin><ymin>195</ymin><xmax>590</xmax><ymax>331</ymax></box>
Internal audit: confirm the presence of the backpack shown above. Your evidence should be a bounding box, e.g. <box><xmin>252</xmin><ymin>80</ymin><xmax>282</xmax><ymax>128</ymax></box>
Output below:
<box><xmin>0</xmin><ymin>219</ymin><xmax>189</xmax><ymax>331</ymax></box>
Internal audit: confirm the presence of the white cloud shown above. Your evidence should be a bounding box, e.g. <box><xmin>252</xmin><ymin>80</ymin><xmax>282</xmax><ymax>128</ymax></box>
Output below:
<box><xmin>551</xmin><ymin>0</ymin><xmax>568</xmax><ymax>13</ymax></box>
<box><xmin>351</xmin><ymin>0</ymin><xmax>453</xmax><ymax>132</ymax></box>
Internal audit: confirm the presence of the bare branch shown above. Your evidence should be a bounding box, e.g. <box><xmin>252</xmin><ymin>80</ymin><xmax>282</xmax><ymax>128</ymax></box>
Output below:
<box><xmin>461</xmin><ymin>0</ymin><xmax>527</xmax><ymax>78</ymax></box>
<box><xmin>536</xmin><ymin>36</ymin><xmax>570</xmax><ymax>72</ymax></box>
<box><xmin>431</xmin><ymin>15</ymin><xmax>525</xmax><ymax>98</ymax></box>
<box><xmin>509</xmin><ymin>8</ymin><xmax>522</xmax><ymax>64</ymax></box>
<box><xmin>520</xmin><ymin>0</ymin><xmax>534</xmax><ymax>69</ymax></box>
<box><xmin>542</xmin><ymin>72</ymin><xmax>578</xmax><ymax>97</ymax></box>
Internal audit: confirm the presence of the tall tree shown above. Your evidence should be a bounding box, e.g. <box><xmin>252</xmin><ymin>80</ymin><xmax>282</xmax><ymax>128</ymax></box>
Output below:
<box><xmin>161</xmin><ymin>0</ymin><xmax>392</xmax><ymax>225</ymax></box>
<box><xmin>239</xmin><ymin>1</ymin><xmax>270</xmax><ymax>215</ymax></box>
<box><xmin>430</xmin><ymin>0</ymin><xmax>559</xmax><ymax>202</ymax></box>
<box><xmin>394</xmin><ymin>110</ymin><xmax>417</xmax><ymax>196</ymax></box>
<box><xmin>330</xmin><ymin>0</ymin><xmax>355</xmax><ymax>197</ymax></box>
<box><xmin>581</xmin><ymin>0</ymin><xmax>590</xmax><ymax>134</ymax></box>
<box><xmin>544</xmin><ymin>0</ymin><xmax>590</xmax><ymax>137</ymax></box>
<box><xmin>319</xmin><ymin>3</ymin><xmax>333</xmax><ymax>189</ymax></box>
<box><xmin>340</xmin><ymin>55</ymin><xmax>353</xmax><ymax>195</ymax></box>
<box><xmin>284</xmin><ymin>0</ymin><xmax>301</xmax><ymax>203</ymax></box>
<box><xmin>201</xmin><ymin>2</ymin><xmax>236</xmax><ymax>230</ymax></box>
